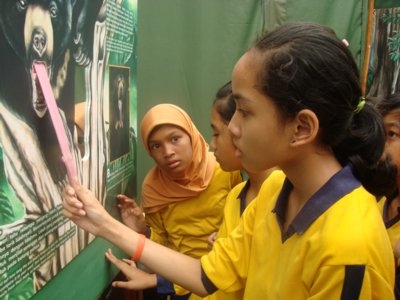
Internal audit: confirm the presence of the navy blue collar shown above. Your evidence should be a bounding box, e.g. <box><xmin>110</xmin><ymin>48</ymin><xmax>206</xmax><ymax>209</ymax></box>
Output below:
<box><xmin>237</xmin><ymin>180</ymin><xmax>251</xmax><ymax>216</ymax></box>
<box><xmin>382</xmin><ymin>190</ymin><xmax>400</xmax><ymax>228</ymax></box>
<box><xmin>273</xmin><ymin>165</ymin><xmax>361</xmax><ymax>241</ymax></box>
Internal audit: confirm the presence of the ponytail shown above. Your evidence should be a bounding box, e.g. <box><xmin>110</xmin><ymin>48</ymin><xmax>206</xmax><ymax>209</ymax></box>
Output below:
<box><xmin>334</xmin><ymin>101</ymin><xmax>396</xmax><ymax>197</ymax></box>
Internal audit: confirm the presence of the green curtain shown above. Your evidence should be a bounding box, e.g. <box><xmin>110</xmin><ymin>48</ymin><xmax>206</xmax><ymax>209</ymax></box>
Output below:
<box><xmin>263</xmin><ymin>0</ymin><xmax>368</xmax><ymax>67</ymax></box>
<box><xmin>136</xmin><ymin>0</ymin><xmax>369</xmax><ymax>193</ymax></box>
<box><xmin>137</xmin><ymin>0</ymin><xmax>264</xmax><ymax>188</ymax></box>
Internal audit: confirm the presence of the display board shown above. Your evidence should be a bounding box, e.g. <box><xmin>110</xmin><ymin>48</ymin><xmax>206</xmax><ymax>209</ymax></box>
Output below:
<box><xmin>0</xmin><ymin>0</ymin><xmax>137</xmax><ymax>298</ymax></box>
<box><xmin>366</xmin><ymin>1</ymin><xmax>400</xmax><ymax>97</ymax></box>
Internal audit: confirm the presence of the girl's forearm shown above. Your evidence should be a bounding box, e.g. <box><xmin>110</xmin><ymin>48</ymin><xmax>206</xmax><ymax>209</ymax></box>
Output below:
<box><xmin>141</xmin><ymin>238</ymin><xmax>208</xmax><ymax>297</ymax></box>
<box><xmin>101</xmin><ymin>219</ymin><xmax>209</xmax><ymax>297</ymax></box>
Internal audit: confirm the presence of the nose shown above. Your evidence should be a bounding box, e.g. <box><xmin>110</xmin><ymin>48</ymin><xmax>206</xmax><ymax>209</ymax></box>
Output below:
<box><xmin>32</xmin><ymin>28</ymin><xmax>47</xmax><ymax>58</ymax></box>
<box><xmin>163</xmin><ymin>143</ymin><xmax>175</xmax><ymax>158</ymax></box>
<box><xmin>209</xmin><ymin>137</ymin><xmax>216</xmax><ymax>152</ymax></box>
<box><xmin>228</xmin><ymin>114</ymin><xmax>240</xmax><ymax>138</ymax></box>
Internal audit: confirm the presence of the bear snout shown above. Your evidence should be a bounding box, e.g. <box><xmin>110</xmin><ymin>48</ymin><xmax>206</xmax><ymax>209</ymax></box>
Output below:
<box><xmin>32</xmin><ymin>27</ymin><xmax>47</xmax><ymax>58</ymax></box>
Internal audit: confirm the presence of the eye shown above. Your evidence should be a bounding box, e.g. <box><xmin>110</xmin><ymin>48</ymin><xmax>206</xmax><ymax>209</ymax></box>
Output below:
<box><xmin>16</xmin><ymin>0</ymin><xmax>27</xmax><ymax>12</ymax></box>
<box><xmin>211</xmin><ymin>129</ymin><xmax>219</xmax><ymax>137</ymax></box>
<box><xmin>387</xmin><ymin>130</ymin><xmax>398</xmax><ymax>139</ymax></box>
<box><xmin>149</xmin><ymin>143</ymin><xmax>160</xmax><ymax>151</ymax></box>
<box><xmin>171</xmin><ymin>136</ymin><xmax>180</xmax><ymax>143</ymax></box>
<box><xmin>49</xmin><ymin>2</ymin><xmax>58</xmax><ymax>18</ymax></box>
<box><xmin>237</xmin><ymin>108</ymin><xmax>248</xmax><ymax>118</ymax></box>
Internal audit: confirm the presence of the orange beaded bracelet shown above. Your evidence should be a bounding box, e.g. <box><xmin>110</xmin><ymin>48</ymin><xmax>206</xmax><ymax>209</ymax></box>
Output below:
<box><xmin>132</xmin><ymin>234</ymin><xmax>146</xmax><ymax>261</ymax></box>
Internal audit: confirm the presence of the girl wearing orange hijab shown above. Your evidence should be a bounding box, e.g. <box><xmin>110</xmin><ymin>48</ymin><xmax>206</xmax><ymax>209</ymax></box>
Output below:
<box><xmin>117</xmin><ymin>103</ymin><xmax>242</xmax><ymax>299</ymax></box>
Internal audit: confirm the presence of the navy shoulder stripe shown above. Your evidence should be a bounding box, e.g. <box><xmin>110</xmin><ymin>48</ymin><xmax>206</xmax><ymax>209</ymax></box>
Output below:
<box><xmin>341</xmin><ymin>265</ymin><xmax>365</xmax><ymax>300</ymax></box>
<box><xmin>201</xmin><ymin>266</ymin><xmax>218</xmax><ymax>295</ymax></box>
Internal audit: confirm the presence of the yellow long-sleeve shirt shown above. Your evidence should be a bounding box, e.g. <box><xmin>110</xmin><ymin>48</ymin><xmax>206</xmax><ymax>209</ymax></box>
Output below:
<box><xmin>145</xmin><ymin>164</ymin><xmax>242</xmax><ymax>298</ymax></box>
<box><xmin>202</xmin><ymin>167</ymin><xmax>395</xmax><ymax>299</ymax></box>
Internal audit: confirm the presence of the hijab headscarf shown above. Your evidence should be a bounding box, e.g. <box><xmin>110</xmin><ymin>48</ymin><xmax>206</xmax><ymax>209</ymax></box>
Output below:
<box><xmin>141</xmin><ymin>104</ymin><xmax>216</xmax><ymax>213</ymax></box>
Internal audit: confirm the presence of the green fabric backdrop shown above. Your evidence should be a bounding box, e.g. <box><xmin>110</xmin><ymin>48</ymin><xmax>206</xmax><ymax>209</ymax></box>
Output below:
<box><xmin>136</xmin><ymin>0</ymin><xmax>264</xmax><ymax>193</ymax></box>
<box><xmin>136</xmin><ymin>0</ymin><xmax>369</xmax><ymax>198</ymax></box>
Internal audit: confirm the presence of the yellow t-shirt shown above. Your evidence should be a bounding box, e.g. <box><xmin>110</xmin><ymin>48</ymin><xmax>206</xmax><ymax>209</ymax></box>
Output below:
<box><xmin>207</xmin><ymin>180</ymin><xmax>248</xmax><ymax>300</ymax></box>
<box><xmin>378</xmin><ymin>196</ymin><xmax>400</xmax><ymax>266</ymax></box>
<box><xmin>202</xmin><ymin>168</ymin><xmax>395</xmax><ymax>299</ymax></box>
<box><xmin>216</xmin><ymin>181</ymin><xmax>247</xmax><ymax>240</ymax></box>
<box><xmin>145</xmin><ymin>164</ymin><xmax>242</xmax><ymax>297</ymax></box>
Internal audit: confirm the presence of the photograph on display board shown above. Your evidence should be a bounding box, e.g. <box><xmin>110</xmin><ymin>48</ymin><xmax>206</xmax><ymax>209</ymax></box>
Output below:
<box><xmin>109</xmin><ymin>66</ymin><xmax>131</xmax><ymax>162</ymax></box>
<box><xmin>366</xmin><ymin>4</ymin><xmax>400</xmax><ymax>97</ymax></box>
<box><xmin>0</xmin><ymin>0</ymin><xmax>137</xmax><ymax>298</ymax></box>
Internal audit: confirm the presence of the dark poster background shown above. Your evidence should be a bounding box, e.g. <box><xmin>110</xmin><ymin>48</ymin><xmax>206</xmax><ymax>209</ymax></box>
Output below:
<box><xmin>0</xmin><ymin>1</ymin><xmax>137</xmax><ymax>299</ymax></box>
<box><xmin>366</xmin><ymin>2</ymin><xmax>400</xmax><ymax>97</ymax></box>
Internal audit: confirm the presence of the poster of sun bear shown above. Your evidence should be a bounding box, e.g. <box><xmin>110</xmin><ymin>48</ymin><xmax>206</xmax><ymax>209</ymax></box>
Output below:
<box><xmin>0</xmin><ymin>0</ymin><xmax>137</xmax><ymax>298</ymax></box>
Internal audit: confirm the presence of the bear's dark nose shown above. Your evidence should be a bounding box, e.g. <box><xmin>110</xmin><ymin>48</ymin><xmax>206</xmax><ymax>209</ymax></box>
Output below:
<box><xmin>32</xmin><ymin>27</ymin><xmax>47</xmax><ymax>58</ymax></box>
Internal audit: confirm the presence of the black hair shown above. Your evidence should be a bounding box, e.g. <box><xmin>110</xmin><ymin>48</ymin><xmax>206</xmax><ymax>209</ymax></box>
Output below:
<box><xmin>213</xmin><ymin>81</ymin><xmax>236</xmax><ymax>124</ymax></box>
<box><xmin>251</xmin><ymin>22</ymin><xmax>395</xmax><ymax>197</ymax></box>
<box><xmin>374</xmin><ymin>93</ymin><xmax>400</xmax><ymax>197</ymax></box>
<box><xmin>376</xmin><ymin>93</ymin><xmax>400</xmax><ymax>117</ymax></box>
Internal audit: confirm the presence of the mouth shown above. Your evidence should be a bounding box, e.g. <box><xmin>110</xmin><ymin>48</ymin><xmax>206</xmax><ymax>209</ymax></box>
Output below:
<box><xmin>213</xmin><ymin>151</ymin><xmax>221</xmax><ymax>162</ymax></box>
<box><xmin>31</xmin><ymin>61</ymin><xmax>51</xmax><ymax>117</ymax></box>
<box><xmin>232</xmin><ymin>142</ymin><xmax>242</xmax><ymax>158</ymax></box>
<box><xmin>167</xmin><ymin>160</ymin><xmax>180</xmax><ymax>169</ymax></box>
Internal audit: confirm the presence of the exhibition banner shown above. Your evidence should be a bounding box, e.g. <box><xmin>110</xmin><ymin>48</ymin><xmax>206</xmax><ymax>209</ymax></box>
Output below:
<box><xmin>0</xmin><ymin>0</ymin><xmax>137</xmax><ymax>298</ymax></box>
<box><xmin>366</xmin><ymin>3</ymin><xmax>400</xmax><ymax>97</ymax></box>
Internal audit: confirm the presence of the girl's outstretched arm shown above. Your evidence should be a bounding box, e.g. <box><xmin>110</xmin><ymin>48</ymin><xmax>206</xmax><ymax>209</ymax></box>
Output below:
<box><xmin>62</xmin><ymin>181</ymin><xmax>209</xmax><ymax>297</ymax></box>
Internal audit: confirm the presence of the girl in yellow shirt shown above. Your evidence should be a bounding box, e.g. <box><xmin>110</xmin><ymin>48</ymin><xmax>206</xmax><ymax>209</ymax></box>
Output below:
<box><xmin>208</xmin><ymin>81</ymin><xmax>273</xmax><ymax>300</ymax></box>
<box><xmin>117</xmin><ymin>103</ymin><xmax>242</xmax><ymax>299</ymax></box>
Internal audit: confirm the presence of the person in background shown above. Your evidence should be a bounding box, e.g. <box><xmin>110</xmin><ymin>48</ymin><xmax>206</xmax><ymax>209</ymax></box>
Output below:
<box><xmin>207</xmin><ymin>81</ymin><xmax>274</xmax><ymax>249</ymax></box>
<box><xmin>376</xmin><ymin>93</ymin><xmax>400</xmax><ymax>299</ymax></box>
<box><xmin>114</xmin><ymin>103</ymin><xmax>242</xmax><ymax>300</ymax></box>
<box><xmin>62</xmin><ymin>22</ymin><xmax>396</xmax><ymax>299</ymax></box>
<box><xmin>206</xmin><ymin>82</ymin><xmax>275</xmax><ymax>300</ymax></box>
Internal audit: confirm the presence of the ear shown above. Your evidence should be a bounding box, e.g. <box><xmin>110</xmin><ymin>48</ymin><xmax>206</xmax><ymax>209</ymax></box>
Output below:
<box><xmin>289</xmin><ymin>109</ymin><xmax>319</xmax><ymax>146</ymax></box>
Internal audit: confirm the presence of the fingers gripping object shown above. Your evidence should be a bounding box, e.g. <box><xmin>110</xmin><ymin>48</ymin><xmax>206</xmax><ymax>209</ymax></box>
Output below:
<box><xmin>33</xmin><ymin>62</ymin><xmax>78</xmax><ymax>184</ymax></box>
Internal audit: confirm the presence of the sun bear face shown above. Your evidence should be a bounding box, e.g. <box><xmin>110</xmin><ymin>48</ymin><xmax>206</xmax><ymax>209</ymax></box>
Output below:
<box><xmin>0</xmin><ymin>0</ymin><xmax>74</xmax><ymax>117</ymax></box>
